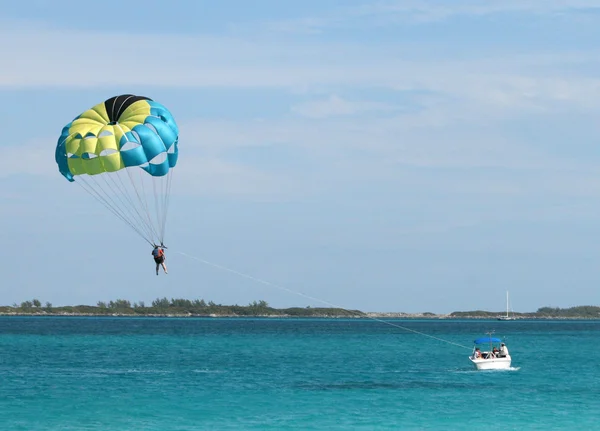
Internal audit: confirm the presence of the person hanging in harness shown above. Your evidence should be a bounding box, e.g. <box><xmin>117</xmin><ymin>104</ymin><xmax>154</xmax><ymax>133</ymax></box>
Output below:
<box><xmin>152</xmin><ymin>245</ymin><xmax>168</xmax><ymax>275</ymax></box>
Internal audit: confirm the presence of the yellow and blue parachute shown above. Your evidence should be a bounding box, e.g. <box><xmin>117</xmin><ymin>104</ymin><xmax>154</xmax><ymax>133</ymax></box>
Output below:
<box><xmin>55</xmin><ymin>94</ymin><xmax>180</xmax><ymax>247</ymax></box>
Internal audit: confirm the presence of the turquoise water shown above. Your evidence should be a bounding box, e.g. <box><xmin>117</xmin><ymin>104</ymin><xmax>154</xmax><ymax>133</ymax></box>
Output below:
<box><xmin>1</xmin><ymin>317</ymin><xmax>599</xmax><ymax>430</ymax></box>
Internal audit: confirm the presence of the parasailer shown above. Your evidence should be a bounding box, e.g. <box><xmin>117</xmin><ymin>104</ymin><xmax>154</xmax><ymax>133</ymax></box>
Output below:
<box><xmin>54</xmin><ymin>94</ymin><xmax>180</xmax><ymax>268</ymax></box>
<box><xmin>152</xmin><ymin>245</ymin><xmax>168</xmax><ymax>275</ymax></box>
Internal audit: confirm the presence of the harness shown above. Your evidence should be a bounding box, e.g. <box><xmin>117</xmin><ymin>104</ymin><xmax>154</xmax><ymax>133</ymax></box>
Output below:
<box><xmin>153</xmin><ymin>244</ymin><xmax>168</xmax><ymax>262</ymax></box>
<box><xmin>153</xmin><ymin>245</ymin><xmax>166</xmax><ymax>260</ymax></box>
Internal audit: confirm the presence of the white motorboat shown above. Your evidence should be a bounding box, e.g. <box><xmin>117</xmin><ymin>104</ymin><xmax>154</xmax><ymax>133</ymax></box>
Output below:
<box><xmin>469</xmin><ymin>333</ymin><xmax>511</xmax><ymax>370</ymax></box>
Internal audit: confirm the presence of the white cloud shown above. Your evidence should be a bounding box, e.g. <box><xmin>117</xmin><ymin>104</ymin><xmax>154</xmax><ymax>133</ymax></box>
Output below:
<box><xmin>173</xmin><ymin>156</ymin><xmax>299</xmax><ymax>199</ymax></box>
<box><xmin>291</xmin><ymin>95</ymin><xmax>395</xmax><ymax>118</ymax></box>
<box><xmin>355</xmin><ymin>0</ymin><xmax>600</xmax><ymax>22</ymax></box>
<box><xmin>178</xmin><ymin>112</ymin><xmax>577</xmax><ymax>169</ymax></box>
<box><xmin>0</xmin><ymin>146</ymin><xmax>286</xmax><ymax>205</ymax></box>
<box><xmin>2</xmin><ymin>12</ymin><xmax>600</xmax><ymax>206</ymax></box>
<box><xmin>177</xmin><ymin>113</ymin><xmax>600</xmax><ymax>200</ymax></box>
<box><xmin>3</xmin><ymin>98</ymin><xmax>600</xmax><ymax>206</ymax></box>
<box><xmin>265</xmin><ymin>0</ymin><xmax>600</xmax><ymax>31</ymax></box>
<box><xmin>0</xmin><ymin>138</ymin><xmax>56</xmax><ymax>178</ymax></box>
<box><xmin>1</xmin><ymin>19</ymin><xmax>600</xmax><ymax>117</ymax></box>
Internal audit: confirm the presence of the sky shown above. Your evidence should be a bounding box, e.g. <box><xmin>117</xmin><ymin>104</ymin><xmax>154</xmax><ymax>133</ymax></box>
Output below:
<box><xmin>1</xmin><ymin>0</ymin><xmax>600</xmax><ymax>314</ymax></box>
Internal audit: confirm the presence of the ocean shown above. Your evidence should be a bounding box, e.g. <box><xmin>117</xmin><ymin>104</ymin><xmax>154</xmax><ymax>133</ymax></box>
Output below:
<box><xmin>1</xmin><ymin>316</ymin><xmax>599</xmax><ymax>430</ymax></box>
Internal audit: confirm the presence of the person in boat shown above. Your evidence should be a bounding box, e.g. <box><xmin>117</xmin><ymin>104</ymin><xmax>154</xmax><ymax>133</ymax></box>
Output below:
<box><xmin>152</xmin><ymin>245</ymin><xmax>168</xmax><ymax>275</ymax></box>
<box><xmin>492</xmin><ymin>346</ymin><xmax>499</xmax><ymax>355</ymax></box>
<box><xmin>473</xmin><ymin>348</ymin><xmax>481</xmax><ymax>359</ymax></box>
<box><xmin>499</xmin><ymin>343</ymin><xmax>509</xmax><ymax>357</ymax></box>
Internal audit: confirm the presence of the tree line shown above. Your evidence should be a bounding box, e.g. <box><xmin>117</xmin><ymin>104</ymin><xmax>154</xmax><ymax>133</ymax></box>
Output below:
<box><xmin>0</xmin><ymin>297</ymin><xmax>363</xmax><ymax>317</ymax></box>
<box><xmin>2</xmin><ymin>299</ymin><xmax>599</xmax><ymax>318</ymax></box>
<box><xmin>449</xmin><ymin>305</ymin><xmax>600</xmax><ymax>319</ymax></box>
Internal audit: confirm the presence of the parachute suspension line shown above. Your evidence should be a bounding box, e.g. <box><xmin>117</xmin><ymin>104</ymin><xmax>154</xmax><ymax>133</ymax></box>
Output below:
<box><xmin>176</xmin><ymin>251</ymin><xmax>472</xmax><ymax>350</ymax></box>
<box><xmin>158</xmin><ymin>168</ymin><xmax>174</xmax><ymax>245</ymax></box>
<box><xmin>110</xmin><ymin>168</ymin><xmax>159</xmax><ymax>242</ymax></box>
<box><xmin>114</xmin><ymin>123</ymin><xmax>161</xmax><ymax>244</ymax></box>
<box><xmin>126</xmin><ymin>167</ymin><xmax>161</xmax><ymax>243</ymax></box>
<box><xmin>145</xmin><ymin>124</ymin><xmax>174</xmax><ymax>247</ymax></box>
<box><xmin>74</xmin><ymin>178</ymin><xmax>153</xmax><ymax>246</ymax></box>
<box><xmin>150</xmin><ymin>171</ymin><xmax>169</xmax><ymax>246</ymax></box>
<box><xmin>98</xmin><ymin>169</ymin><xmax>156</xmax><ymax>242</ymax></box>
<box><xmin>59</xmin><ymin>130</ymin><xmax>153</xmax><ymax>244</ymax></box>
<box><xmin>152</xmin><ymin>176</ymin><xmax>161</xmax><ymax>244</ymax></box>
<box><xmin>79</xmin><ymin>173</ymin><xmax>155</xmax><ymax>244</ymax></box>
<box><xmin>130</xmin><ymin>166</ymin><xmax>161</xmax><ymax>242</ymax></box>
<box><xmin>79</xmin><ymin>175</ymin><xmax>134</xmax><ymax>229</ymax></box>
<box><xmin>75</xmin><ymin>178</ymin><xmax>130</xmax><ymax>230</ymax></box>
<box><xmin>161</xmin><ymin>173</ymin><xmax>169</xmax><ymax>243</ymax></box>
<box><xmin>165</xmin><ymin>170</ymin><xmax>174</xmax><ymax>242</ymax></box>
<box><xmin>98</xmin><ymin>170</ymin><xmax>155</xmax><ymax>241</ymax></box>
<box><xmin>162</xmin><ymin>169</ymin><xmax>172</xmax><ymax>243</ymax></box>
<box><xmin>116</xmin><ymin>168</ymin><xmax>162</xmax><ymax>243</ymax></box>
<box><xmin>136</xmin><ymin>167</ymin><xmax>156</xmax><ymax>236</ymax></box>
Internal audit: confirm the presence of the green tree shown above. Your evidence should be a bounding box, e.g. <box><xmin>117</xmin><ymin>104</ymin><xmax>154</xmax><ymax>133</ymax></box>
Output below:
<box><xmin>110</xmin><ymin>299</ymin><xmax>131</xmax><ymax>310</ymax></box>
<box><xmin>171</xmin><ymin>298</ymin><xmax>192</xmax><ymax>308</ymax></box>
<box><xmin>192</xmin><ymin>299</ymin><xmax>206</xmax><ymax>308</ymax></box>
<box><xmin>152</xmin><ymin>297</ymin><xmax>170</xmax><ymax>309</ymax></box>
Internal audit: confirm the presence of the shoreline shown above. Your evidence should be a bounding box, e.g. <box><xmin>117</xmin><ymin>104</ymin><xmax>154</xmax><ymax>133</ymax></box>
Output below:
<box><xmin>3</xmin><ymin>302</ymin><xmax>599</xmax><ymax>320</ymax></box>
<box><xmin>0</xmin><ymin>311</ymin><xmax>598</xmax><ymax>320</ymax></box>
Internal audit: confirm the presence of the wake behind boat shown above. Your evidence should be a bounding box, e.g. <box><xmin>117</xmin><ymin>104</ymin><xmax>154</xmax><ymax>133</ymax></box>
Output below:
<box><xmin>469</xmin><ymin>333</ymin><xmax>511</xmax><ymax>370</ymax></box>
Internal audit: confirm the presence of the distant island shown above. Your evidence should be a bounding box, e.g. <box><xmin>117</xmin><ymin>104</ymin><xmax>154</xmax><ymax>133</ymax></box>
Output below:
<box><xmin>1</xmin><ymin>298</ymin><xmax>600</xmax><ymax>319</ymax></box>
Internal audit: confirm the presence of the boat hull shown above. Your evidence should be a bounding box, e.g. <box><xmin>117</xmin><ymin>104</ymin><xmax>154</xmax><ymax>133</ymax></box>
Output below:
<box><xmin>469</xmin><ymin>355</ymin><xmax>511</xmax><ymax>370</ymax></box>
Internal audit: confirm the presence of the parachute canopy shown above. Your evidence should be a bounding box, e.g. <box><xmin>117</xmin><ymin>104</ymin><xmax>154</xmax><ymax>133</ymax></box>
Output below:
<box><xmin>474</xmin><ymin>337</ymin><xmax>502</xmax><ymax>344</ymax></box>
<box><xmin>55</xmin><ymin>94</ymin><xmax>180</xmax><ymax>247</ymax></box>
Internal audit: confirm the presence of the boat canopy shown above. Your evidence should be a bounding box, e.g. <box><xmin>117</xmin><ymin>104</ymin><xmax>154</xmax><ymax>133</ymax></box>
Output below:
<box><xmin>474</xmin><ymin>337</ymin><xmax>502</xmax><ymax>344</ymax></box>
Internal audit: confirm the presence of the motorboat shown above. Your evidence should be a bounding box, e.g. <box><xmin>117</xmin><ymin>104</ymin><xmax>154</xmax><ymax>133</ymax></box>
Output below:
<box><xmin>469</xmin><ymin>334</ymin><xmax>511</xmax><ymax>370</ymax></box>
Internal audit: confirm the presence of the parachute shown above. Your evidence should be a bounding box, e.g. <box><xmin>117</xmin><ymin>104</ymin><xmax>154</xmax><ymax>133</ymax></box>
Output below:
<box><xmin>55</xmin><ymin>94</ymin><xmax>179</xmax><ymax>247</ymax></box>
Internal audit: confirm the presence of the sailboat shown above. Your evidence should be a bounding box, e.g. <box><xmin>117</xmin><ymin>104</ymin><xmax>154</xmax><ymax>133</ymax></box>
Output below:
<box><xmin>497</xmin><ymin>291</ymin><xmax>515</xmax><ymax>321</ymax></box>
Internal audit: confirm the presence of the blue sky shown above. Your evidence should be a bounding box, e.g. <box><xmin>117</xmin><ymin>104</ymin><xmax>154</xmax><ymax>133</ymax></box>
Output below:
<box><xmin>2</xmin><ymin>0</ymin><xmax>600</xmax><ymax>313</ymax></box>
